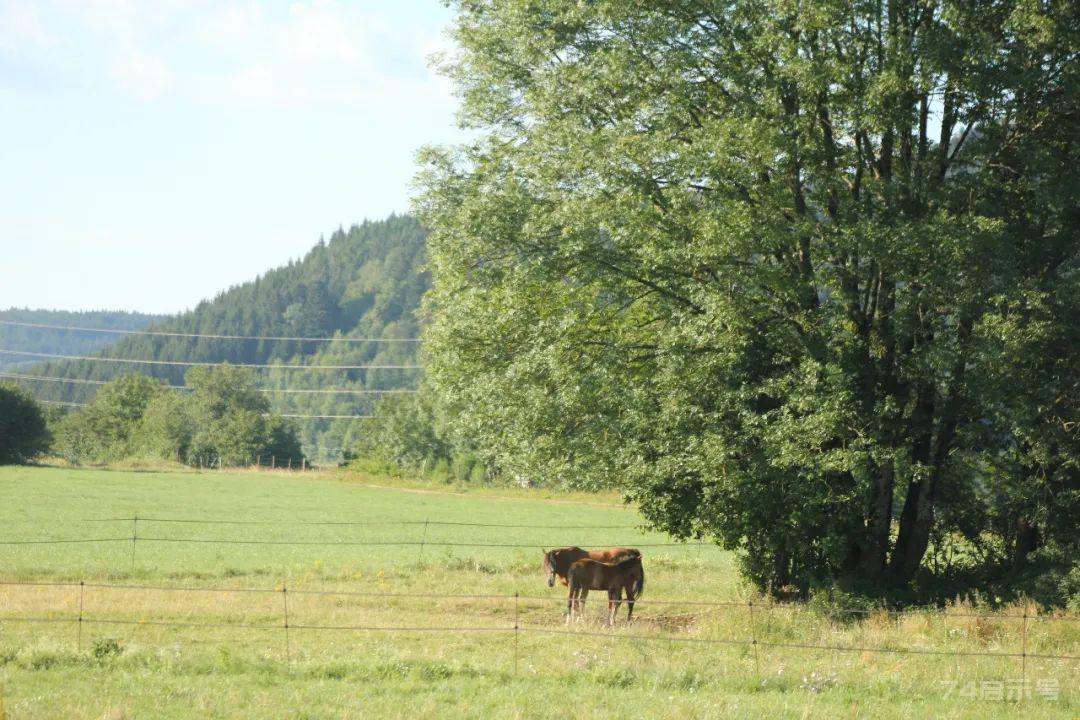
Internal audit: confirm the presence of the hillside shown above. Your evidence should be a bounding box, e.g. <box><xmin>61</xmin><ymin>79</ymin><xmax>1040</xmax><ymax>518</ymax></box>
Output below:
<box><xmin>0</xmin><ymin>309</ymin><xmax>164</xmax><ymax>369</ymax></box>
<box><xmin>12</xmin><ymin>214</ymin><xmax>427</xmax><ymax>462</ymax></box>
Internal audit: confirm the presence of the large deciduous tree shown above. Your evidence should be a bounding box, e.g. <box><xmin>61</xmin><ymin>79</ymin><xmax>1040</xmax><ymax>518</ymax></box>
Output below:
<box><xmin>417</xmin><ymin>0</ymin><xmax>1079</xmax><ymax>596</ymax></box>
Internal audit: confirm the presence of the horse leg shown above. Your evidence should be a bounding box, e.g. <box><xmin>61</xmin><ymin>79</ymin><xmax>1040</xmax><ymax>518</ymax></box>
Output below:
<box><xmin>609</xmin><ymin>588</ymin><xmax>622</xmax><ymax>626</ymax></box>
<box><xmin>566</xmin><ymin>586</ymin><xmax>575</xmax><ymax>625</ymax></box>
<box><xmin>578</xmin><ymin>588</ymin><xmax>588</xmax><ymax>623</ymax></box>
<box><xmin>624</xmin><ymin>581</ymin><xmax>635</xmax><ymax>623</ymax></box>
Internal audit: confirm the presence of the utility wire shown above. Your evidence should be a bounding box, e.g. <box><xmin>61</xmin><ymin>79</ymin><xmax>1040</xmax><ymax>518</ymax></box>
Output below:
<box><xmin>0</xmin><ymin>319</ymin><xmax>421</xmax><ymax>344</ymax></box>
<box><xmin>37</xmin><ymin>400</ymin><xmax>370</xmax><ymax>420</ymax></box>
<box><xmin>0</xmin><ymin>348</ymin><xmax>421</xmax><ymax>370</ymax></box>
<box><xmin>0</xmin><ymin>372</ymin><xmax>417</xmax><ymax>394</ymax></box>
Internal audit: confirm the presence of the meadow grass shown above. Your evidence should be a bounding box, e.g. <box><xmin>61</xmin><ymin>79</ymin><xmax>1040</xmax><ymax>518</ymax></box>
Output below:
<box><xmin>0</xmin><ymin>465</ymin><xmax>1075</xmax><ymax>718</ymax></box>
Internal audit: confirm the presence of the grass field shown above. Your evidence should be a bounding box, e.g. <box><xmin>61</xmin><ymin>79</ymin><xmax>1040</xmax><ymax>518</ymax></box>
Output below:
<box><xmin>0</xmin><ymin>465</ymin><xmax>1076</xmax><ymax>719</ymax></box>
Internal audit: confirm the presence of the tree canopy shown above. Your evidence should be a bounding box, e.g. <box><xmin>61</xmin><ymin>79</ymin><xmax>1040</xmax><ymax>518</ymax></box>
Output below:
<box><xmin>0</xmin><ymin>384</ymin><xmax>48</xmax><ymax>464</ymax></box>
<box><xmin>417</xmin><ymin>0</ymin><xmax>1080</xmax><ymax>600</ymax></box>
<box><xmin>53</xmin><ymin>367</ymin><xmax>304</xmax><ymax>468</ymax></box>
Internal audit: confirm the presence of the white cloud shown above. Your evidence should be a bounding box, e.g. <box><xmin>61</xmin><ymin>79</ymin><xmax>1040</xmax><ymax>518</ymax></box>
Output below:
<box><xmin>2</xmin><ymin>0</ymin><xmax>456</xmax><ymax>110</ymax></box>
<box><xmin>109</xmin><ymin>44</ymin><xmax>172</xmax><ymax>100</ymax></box>
<box><xmin>193</xmin><ymin>0</ymin><xmax>449</xmax><ymax>110</ymax></box>
<box><xmin>199</xmin><ymin>1</ymin><xmax>264</xmax><ymax>51</ymax></box>
<box><xmin>0</xmin><ymin>2</ymin><xmax>56</xmax><ymax>52</ymax></box>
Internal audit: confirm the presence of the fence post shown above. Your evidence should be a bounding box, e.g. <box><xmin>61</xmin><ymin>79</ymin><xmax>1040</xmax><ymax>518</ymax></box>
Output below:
<box><xmin>514</xmin><ymin>591</ymin><xmax>520</xmax><ymax>674</ymax></box>
<box><xmin>271</xmin><ymin>456</ymin><xmax>275</xmax><ymax>470</ymax></box>
<box><xmin>130</xmin><ymin>516</ymin><xmax>138</xmax><ymax>575</ymax></box>
<box><xmin>748</xmin><ymin>599</ymin><xmax>760</xmax><ymax>679</ymax></box>
<box><xmin>1021</xmin><ymin>608</ymin><xmax>1028</xmax><ymax>693</ymax></box>
<box><xmin>77</xmin><ymin>580</ymin><xmax>85</xmax><ymax>652</ymax></box>
<box><xmin>256</xmin><ymin>454</ymin><xmax>261</xmax><ymax>470</ymax></box>
<box><xmin>418</xmin><ymin>518</ymin><xmax>430</xmax><ymax>565</ymax></box>
<box><xmin>281</xmin><ymin>586</ymin><xmax>291</xmax><ymax>664</ymax></box>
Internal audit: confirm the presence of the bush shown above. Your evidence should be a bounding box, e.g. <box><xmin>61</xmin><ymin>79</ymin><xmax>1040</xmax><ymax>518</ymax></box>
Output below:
<box><xmin>91</xmin><ymin>637</ymin><xmax>123</xmax><ymax>660</ymax></box>
<box><xmin>807</xmin><ymin>586</ymin><xmax>880</xmax><ymax>623</ymax></box>
<box><xmin>0</xmin><ymin>383</ymin><xmax>49</xmax><ymax>464</ymax></box>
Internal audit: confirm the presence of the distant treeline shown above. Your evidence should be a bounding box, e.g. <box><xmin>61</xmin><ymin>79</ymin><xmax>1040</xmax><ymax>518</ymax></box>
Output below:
<box><xmin>0</xmin><ymin>309</ymin><xmax>164</xmax><ymax>368</ymax></box>
<box><xmin>7</xmin><ymin>215</ymin><xmax>428</xmax><ymax>462</ymax></box>
<box><xmin>51</xmin><ymin>367</ymin><xmax>304</xmax><ymax>468</ymax></box>
<box><xmin>1</xmin><ymin>367</ymin><xmax>304</xmax><ymax>468</ymax></box>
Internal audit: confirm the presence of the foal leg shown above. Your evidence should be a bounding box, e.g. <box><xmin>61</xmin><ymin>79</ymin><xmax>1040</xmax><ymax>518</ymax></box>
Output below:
<box><xmin>578</xmin><ymin>588</ymin><xmax>589</xmax><ymax>623</ymax></box>
<box><xmin>566</xmin><ymin>586</ymin><xmax>575</xmax><ymax>625</ymax></box>
<box><xmin>624</xmin><ymin>581</ymin><xmax>636</xmax><ymax>623</ymax></box>
<box><xmin>608</xmin><ymin>588</ymin><xmax>622</xmax><ymax>626</ymax></box>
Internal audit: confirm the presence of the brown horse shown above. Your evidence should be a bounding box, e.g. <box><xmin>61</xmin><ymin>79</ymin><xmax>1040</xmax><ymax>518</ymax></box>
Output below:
<box><xmin>566</xmin><ymin>555</ymin><xmax>645</xmax><ymax>625</ymax></box>
<box><xmin>541</xmin><ymin>546</ymin><xmax>641</xmax><ymax>588</ymax></box>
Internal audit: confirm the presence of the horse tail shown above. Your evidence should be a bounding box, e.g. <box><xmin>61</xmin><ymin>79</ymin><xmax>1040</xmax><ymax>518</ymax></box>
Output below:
<box><xmin>634</xmin><ymin>565</ymin><xmax>645</xmax><ymax>599</ymax></box>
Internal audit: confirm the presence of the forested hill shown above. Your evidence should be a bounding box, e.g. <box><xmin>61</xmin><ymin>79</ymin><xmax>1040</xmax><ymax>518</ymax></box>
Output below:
<box><xmin>0</xmin><ymin>309</ymin><xmax>164</xmax><ymax>369</ymax></box>
<box><xmin>13</xmin><ymin>214</ymin><xmax>428</xmax><ymax>461</ymax></box>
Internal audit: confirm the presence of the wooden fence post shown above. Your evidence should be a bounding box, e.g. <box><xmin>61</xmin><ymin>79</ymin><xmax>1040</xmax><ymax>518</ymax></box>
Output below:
<box><xmin>282</xmin><ymin>587</ymin><xmax>291</xmax><ymax>663</ymax></box>
<box><xmin>130</xmin><ymin>516</ymin><xmax>138</xmax><ymax>575</ymax></box>
<box><xmin>748</xmin><ymin>599</ymin><xmax>760</xmax><ymax>679</ymax></box>
<box><xmin>77</xmin><ymin>580</ymin><xmax>85</xmax><ymax>652</ymax></box>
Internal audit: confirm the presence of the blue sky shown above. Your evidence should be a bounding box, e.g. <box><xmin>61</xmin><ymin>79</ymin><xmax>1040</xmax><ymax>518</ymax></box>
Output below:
<box><xmin>0</xmin><ymin>0</ymin><xmax>463</xmax><ymax>314</ymax></box>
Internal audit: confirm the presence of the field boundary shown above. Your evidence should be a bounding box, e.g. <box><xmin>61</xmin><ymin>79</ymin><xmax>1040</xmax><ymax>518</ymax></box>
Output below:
<box><xmin>1</xmin><ymin>579</ymin><xmax>1076</xmax><ymax>674</ymax></box>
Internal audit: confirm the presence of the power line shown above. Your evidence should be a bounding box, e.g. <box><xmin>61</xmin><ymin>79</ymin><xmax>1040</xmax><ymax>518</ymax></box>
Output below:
<box><xmin>0</xmin><ymin>372</ymin><xmax>108</xmax><ymax>386</ymax></box>
<box><xmin>0</xmin><ymin>349</ymin><xmax>421</xmax><ymax>370</ymax></box>
<box><xmin>36</xmin><ymin>400</ymin><xmax>371</xmax><ymax>420</ymax></box>
<box><xmin>0</xmin><ymin>319</ymin><xmax>421</xmax><ymax>344</ymax></box>
<box><xmin>0</xmin><ymin>372</ymin><xmax>417</xmax><ymax>395</ymax></box>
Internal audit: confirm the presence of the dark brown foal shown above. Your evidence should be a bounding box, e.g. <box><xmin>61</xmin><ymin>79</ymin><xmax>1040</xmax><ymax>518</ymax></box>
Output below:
<box><xmin>565</xmin><ymin>554</ymin><xmax>645</xmax><ymax>625</ymax></box>
<box><xmin>541</xmin><ymin>546</ymin><xmax>641</xmax><ymax>587</ymax></box>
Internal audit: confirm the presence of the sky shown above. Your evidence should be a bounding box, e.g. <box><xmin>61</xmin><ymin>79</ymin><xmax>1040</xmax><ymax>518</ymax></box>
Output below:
<box><xmin>0</xmin><ymin>0</ymin><xmax>464</xmax><ymax>314</ymax></box>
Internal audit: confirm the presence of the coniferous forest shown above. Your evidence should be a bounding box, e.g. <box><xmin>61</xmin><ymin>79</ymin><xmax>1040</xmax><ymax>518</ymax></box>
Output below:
<box><xmin>0</xmin><ymin>309</ymin><xmax>164</xmax><ymax>368</ymax></box>
<box><xmin>5</xmin><ymin>215</ymin><xmax>426</xmax><ymax>463</ymax></box>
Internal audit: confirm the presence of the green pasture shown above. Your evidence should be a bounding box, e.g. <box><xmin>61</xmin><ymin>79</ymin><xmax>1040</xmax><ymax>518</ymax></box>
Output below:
<box><xmin>0</xmin><ymin>465</ymin><xmax>1075</xmax><ymax>719</ymax></box>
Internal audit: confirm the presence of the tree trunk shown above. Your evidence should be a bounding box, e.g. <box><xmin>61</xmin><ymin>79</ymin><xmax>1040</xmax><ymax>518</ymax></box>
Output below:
<box><xmin>890</xmin><ymin>476</ymin><xmax>935</xmax><ymax>583</ymax></box>
<box><xmin>858</xmin><ymin>458</ymin><xmax>895</xmax><ymax>581</ymax></box>
<box><xmin>891</xmin><ymin>367</ymin><xmax>964</xmax><ymax>585</ymax></box>
<box><xmin>889</xmin><ymin>383</ymin><xmax>935</xmax><ymax>583</ymax></box>
<box><xmin>771</xmin><ymin>547</ymin><xmax>792</xmax><ymax>596</ymax></box>
<box><xmin>1013</xmin><ymin>516</ymin><xmax>1040</xmax><ymax>568</ymax></box>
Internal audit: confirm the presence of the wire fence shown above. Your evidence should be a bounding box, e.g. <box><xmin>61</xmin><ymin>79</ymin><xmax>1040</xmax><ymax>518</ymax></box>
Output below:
<box><xmin>0</xmin><ymin>578</ymin><xmax>1076</xmax><ymax>688</ymax></box>
<box><xmin>3</xmin><ymin>519</ymin><xmax>1078</xmax><ymax>695</ymax></box>
<box><xmin>0</xmin><ymin>534</ymin><xmax>701</xmax><ymax>549</ymax></box>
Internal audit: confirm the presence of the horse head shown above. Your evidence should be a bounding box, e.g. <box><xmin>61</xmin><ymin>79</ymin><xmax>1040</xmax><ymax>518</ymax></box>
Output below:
<box><xmin>541</xmin><ymin>549</ymin><xmax>558</xmax><ymax>587</ymax></box>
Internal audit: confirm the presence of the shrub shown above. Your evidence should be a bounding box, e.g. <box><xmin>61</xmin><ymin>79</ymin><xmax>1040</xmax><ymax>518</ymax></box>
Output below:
<box><xmin>0</xmin><ymin>383</ymin><xmax>49</xmax><ymax>464</ymax></box>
